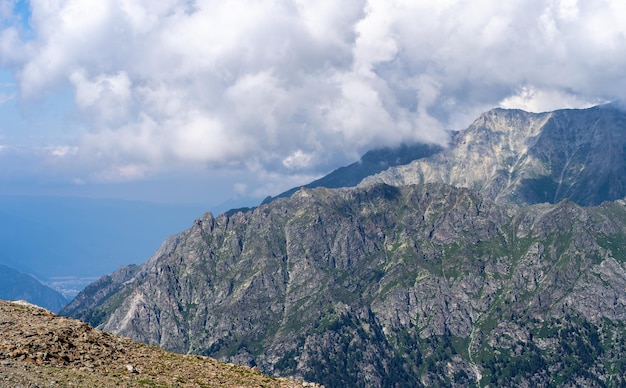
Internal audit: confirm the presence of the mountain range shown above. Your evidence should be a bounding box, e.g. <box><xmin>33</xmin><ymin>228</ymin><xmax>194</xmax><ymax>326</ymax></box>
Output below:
<box><xmin>63</xmin><ymin>103</ymin><xmax>626</xmax><ymax>386</ymax></box>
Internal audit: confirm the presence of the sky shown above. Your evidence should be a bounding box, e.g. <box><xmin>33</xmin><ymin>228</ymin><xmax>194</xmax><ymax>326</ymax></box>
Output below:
<box><xmin>1</xmin><ymin>0</ymin><xmax>625</xmax><ymax>207</ymax></box>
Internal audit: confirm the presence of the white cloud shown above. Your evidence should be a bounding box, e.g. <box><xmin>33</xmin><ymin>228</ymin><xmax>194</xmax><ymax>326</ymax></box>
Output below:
<box><xmin>47</xmin><ymin>145</ymin><xmax>78</xmax><ymax>158</ymax></box>
<box><xmin>555</xmin><ymin>0</ymin><xmax>580</xmax><ymax>20</ymax></box>
<box><xmin>283</xmin><ymin>149</ymin><xmax>315</xmax><ymax>170</ymax></box>
<box><xmin>69</xmin><ymin>69</ymin><xmax>133</xmax><ymax>125</ymax></box>
<box><xmin>499</xmin><ymin>85</ymin><xmax>605</xmax><ymax>113</ymax></box>
<box><xmin>1</xmin><ymin>0</ymin><xmax>625</xmax><ymax>189</ymax></box>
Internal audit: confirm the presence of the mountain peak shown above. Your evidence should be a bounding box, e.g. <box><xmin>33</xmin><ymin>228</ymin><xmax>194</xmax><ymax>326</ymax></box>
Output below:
<box><xmin>362</xmin><ymin>104</ymin><xmax>626</xmax><ymax>206</ymax></box>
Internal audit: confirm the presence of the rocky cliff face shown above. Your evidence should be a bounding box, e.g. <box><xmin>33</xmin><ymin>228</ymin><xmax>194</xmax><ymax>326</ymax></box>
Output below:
<box><xmin>63</xmin><ymin>182</ymin><xmax>626</xmax><ymax>386</ymax></box>
<box><xmin>363</xmin><ymin>103</ymin><xmax>626</xmax><ymax>206</ymax></box>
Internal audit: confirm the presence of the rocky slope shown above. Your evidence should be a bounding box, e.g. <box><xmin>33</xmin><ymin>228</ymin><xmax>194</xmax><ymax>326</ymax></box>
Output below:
<box><xmin>0</xmin><ymin>299</ymin><xmax>318</xmax><ymax>387</ymax></box>
<box><xmin>0</xmin><ymin>264</ymin><xmax>67</xmax><ymax>312</ymax></box>
<box><xmin>362</xmin><ymin>103</ymin><xmax>626</xmax><ymax>206</ymax></box>
<box><xmin>63</xmin><ymin>182</ymin><xmax>626</xmax><ymax>386</ymax></box>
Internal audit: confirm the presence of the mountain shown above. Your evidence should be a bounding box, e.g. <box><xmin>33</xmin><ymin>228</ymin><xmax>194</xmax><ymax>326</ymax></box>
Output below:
<box><xmin>263</xmin><ymin>142</ymin><xmax>442</xmax><ymax>203</ymax></box>
<box><xmin>62</xmin><ymin>103</ymin><xmax>626</xmax><ymax>386</ymax></box>
<box><xmin>362</xmin><ymin>103</ymin><xmax>626</xmax><ymax>206</ymax></box>
<box><xmin>0</xmin><ymin>300</ymin><xmax>317</xmax><ymax>387</ymax></box>
<box><xmin>0</xmin><ymin>264</ymin><xmax>67</xmax><ymax>312</ymax></box>
<box><xmin>62</xmin><ymin>182</ymin><xmax>626</xmax><ymax>386</ymax></box>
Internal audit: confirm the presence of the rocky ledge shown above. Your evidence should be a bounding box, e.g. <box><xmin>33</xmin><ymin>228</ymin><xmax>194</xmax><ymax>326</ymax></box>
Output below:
<box><xmin>0</xmin><ymin>300</ymin><xmax>320</xmax><ymax>387</ymax></box>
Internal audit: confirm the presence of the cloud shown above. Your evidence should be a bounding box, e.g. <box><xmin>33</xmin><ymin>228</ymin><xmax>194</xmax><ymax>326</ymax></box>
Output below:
<box><xmin>69</xmin><ymin>69</ymin><xmax>133</xmax><ymax>126</ymax></box>
<box><xmin>283</xmin><ymin>149</ymin><xmax>315</xmax><ymax>170</ymax></box>
<box><xmin>1</xmin><ymin>0</ymin><xmax>626</xmax><ymax>187</ymax></box>
<box><xmin>499</xmin><ymin>85</ymin><xmax>605</xmax><ymax>113</ymax></box>
<box><xmin>46</xmin><ymin>145</ymin><xmax>78</xmax><ymax>158</ymax></box>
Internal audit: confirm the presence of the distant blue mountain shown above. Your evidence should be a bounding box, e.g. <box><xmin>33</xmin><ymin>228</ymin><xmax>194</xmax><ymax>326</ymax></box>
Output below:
<box><xmin>0</xmin><ymin>196</ymin><xmax>206</xmax><ymax>280</ymax></box>
<box><xmin>0</xmin><ymin>264</ymin><xmax>67</xmax><ymax>312</ymax></box>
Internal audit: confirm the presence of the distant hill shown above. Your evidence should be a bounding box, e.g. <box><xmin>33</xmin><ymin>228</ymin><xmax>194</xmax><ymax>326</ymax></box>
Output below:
<box><xmin>262</xmin><ymin>142</ymin><xmax>442</xmax><ymax>203</ymax></box>
<box><xmin>0</xmin><ymin>264</ymin><xmax>67</xmax><ymax>312</ymax></box>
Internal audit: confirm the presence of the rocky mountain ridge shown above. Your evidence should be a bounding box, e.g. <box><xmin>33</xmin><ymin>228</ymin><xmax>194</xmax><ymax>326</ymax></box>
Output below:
<box><xmin>362</xmin><ymin>103</ymin><xmax>626</xmax><ymax>206</ymax></box>
<box><xmin>63</xmin><ymin>182</ymin><xmax>626</xmax><ymax>386</ymax></box>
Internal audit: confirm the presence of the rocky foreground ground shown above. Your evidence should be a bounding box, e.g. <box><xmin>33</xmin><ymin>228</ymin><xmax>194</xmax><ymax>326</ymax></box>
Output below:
<box><xmin>0</xmin><ymin>300</ymin><xmax>320</xmax><ymax>387</ymax></box>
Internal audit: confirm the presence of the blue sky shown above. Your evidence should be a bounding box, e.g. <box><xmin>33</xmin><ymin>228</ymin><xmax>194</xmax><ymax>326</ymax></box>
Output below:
<box><xmin>1</xmin><ymin>0</ymin><xmax>625</xmax><ymax>207</ymax></box>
